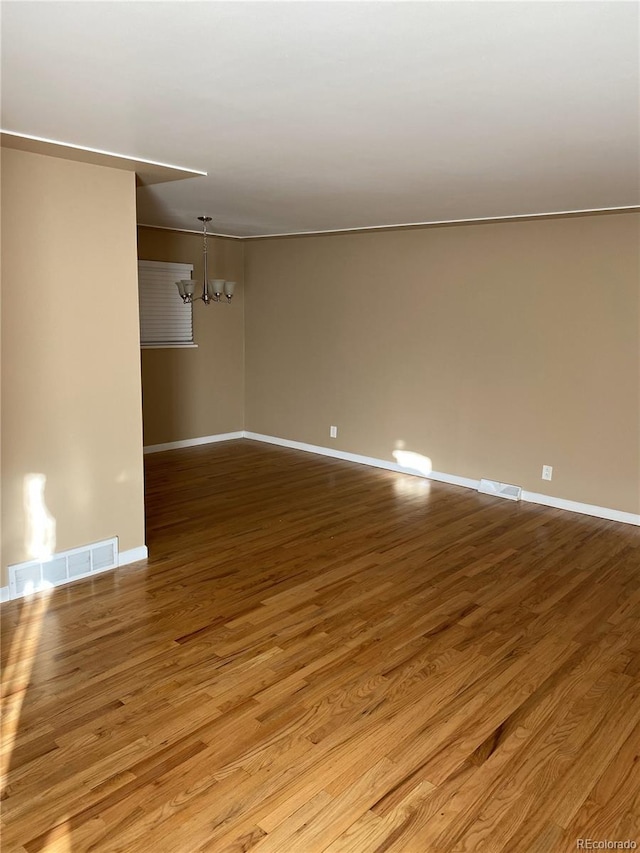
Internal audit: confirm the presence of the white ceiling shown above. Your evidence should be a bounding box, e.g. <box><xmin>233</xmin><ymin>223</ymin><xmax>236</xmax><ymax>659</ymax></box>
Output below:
<box><xmin>2</xmin><ymin>2</ymin><xmax>638</xmax><ymax>237</ymax></box>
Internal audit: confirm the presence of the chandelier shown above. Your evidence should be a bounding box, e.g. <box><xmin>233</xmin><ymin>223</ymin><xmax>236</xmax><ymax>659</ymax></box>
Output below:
<box><xmin>176</xmin><ymin>216</ymin><xmax>235</xmax><ymax>305</ymax></box>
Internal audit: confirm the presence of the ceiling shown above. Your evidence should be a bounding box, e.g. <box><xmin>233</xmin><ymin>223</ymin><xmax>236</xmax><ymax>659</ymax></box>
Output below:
<box><xmin>2</xmin><ymin>2</ymin><xmax>638</xmax><ymax>237</ymax></box>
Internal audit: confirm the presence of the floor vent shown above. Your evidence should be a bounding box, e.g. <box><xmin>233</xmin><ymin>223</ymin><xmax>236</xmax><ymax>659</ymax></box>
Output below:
<box><xmin>478</xmin><ymin>479</ymin><xmax>522</xmax><ymax>502</ymax></box>
<box><xmin>8</xmin><ymin>537</ymin><xmax>118</xmax><ymax>600</ymax></box>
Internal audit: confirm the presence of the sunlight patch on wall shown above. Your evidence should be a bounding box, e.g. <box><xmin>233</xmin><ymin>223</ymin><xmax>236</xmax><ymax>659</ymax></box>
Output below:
<box><xmin>23</xmin><ymin>473</ymin><xmax>56</xmax><ymax>561</ymax></box>
<box><xmin>392</xmin><ymin>450</ymin><xmax>433</xmax><ymax>477</ymax></box>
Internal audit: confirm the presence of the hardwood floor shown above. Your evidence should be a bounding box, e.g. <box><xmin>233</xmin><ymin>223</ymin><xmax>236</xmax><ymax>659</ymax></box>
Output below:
<box><xmin>2</xmin><ymin>439</ymin><xmax>639</xmax><ymax>852</ymax></box>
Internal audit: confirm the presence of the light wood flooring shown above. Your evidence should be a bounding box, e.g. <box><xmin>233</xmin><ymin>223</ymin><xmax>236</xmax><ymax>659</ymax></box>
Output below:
<box><xmin>2</xmin><ymin>440</ymin><xmax>640</xmax><ymax>852</ymax></box>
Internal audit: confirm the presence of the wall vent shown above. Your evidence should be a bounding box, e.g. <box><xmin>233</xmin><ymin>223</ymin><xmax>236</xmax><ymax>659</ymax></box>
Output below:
<box><xmin>8</xmin><ymin>537</ymin><xmax>118</xmax><ymax>600</ymax></box>
<box><xmin>478</xmin><ymin>479</ymin><xmax>522</xmax><ymax>502</ymax></box>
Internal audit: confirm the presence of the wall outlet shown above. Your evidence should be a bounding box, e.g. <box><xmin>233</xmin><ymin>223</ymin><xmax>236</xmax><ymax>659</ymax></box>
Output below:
<box><xmin>330</xmin><ymin>425</ymin><xmax>338</xmax><ymax>438</ymax></box>
<box><xmin>542</xmin><ymin>465</ymin><xmax>553</xmax><ymax>481</ymax></box>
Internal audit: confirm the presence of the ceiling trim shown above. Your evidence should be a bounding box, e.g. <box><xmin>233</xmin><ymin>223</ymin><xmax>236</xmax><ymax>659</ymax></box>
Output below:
<box><xmin>137</xmin><ymin>224</ymin><xmax>243</xmax><ymax>241</ymax></box>
<box><xmin>138</xmin><ymin>205</ymin><xmax>640</xmax><ymax>241</ymax></box>
<box><xmin>0</xmin><ymin>130</ymin><xmax>207</xmax><ymax>185</ymax></box>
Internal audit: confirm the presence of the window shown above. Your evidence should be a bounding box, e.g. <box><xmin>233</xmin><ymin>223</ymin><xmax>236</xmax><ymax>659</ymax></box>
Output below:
<box><xmin>138</xmin><ymin>260</ymin><xmax>195</xmax><ymax>347</ymax></box>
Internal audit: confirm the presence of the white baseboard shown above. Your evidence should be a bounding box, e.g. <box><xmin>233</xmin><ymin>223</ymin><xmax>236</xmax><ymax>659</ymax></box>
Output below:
<box><xmin>119</xmin><ymin>546</ymin><xmax>149</xmax><ymax>566</ymax></box>
<box><xmin>0</xmin><ymin>544</ymin><xmax>149</xmax><ymax>604</ymax></box>
<box><xmin>140</xmin><ymin>428</ymin><xmax>639</xmax><ymax>528</ymax></box>
<box><xmin>243</xmin><ymin>431</ymin><xmax>480</xmax><ymax>489</ymax></box>
<box><xmin>521</xmin><ymin>490</ymin><xmax>639</xmax><ymax>526</ymax></box>
<box><xmin>144</xmin><ymin>432</ymin><xmax>244</xmax><ymax>454</ymax></box>
<box><xmin>1</xmin><ymin>433</ymin><xmax>634</xmax><ymax>605</ymax></box>
<box><xmin>245</xmin><ymin>431</ymin><xmax>408</xmax><ymax>474</ymax></box>
<box><xmin>243</xmin><ymin>432</ymin><xmax>639</xmax><ymax>527</ymax></box>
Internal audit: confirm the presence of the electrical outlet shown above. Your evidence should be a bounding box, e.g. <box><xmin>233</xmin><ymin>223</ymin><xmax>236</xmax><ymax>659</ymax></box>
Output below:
<box><xmin>330</xmin><ymin>425</ymin><xmax>338</xmax><ymax>438</ymax></box>
<box><xmin>542</xmin><ymin>465</ymin><xmax>553</xmax><ymax>481</ymax></box>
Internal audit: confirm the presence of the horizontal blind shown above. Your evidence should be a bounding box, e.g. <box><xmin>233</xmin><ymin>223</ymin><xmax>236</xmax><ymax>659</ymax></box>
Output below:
<box><xmin>138</xmin><ymin>260</ymin><xmax>194</xmax><ymax>346</ymax></box>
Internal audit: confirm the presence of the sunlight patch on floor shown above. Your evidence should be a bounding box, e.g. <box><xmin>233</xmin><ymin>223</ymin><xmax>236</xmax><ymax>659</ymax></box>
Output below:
<box><xmin>393</xmin><ymin>476</ymin><xmax>432</xmax><ymax>498</ymax></box>
<box><xmin>1</xmin><ymin>586</ymin><xmax>53</xmax><ymax>793</ymax></box>
<box><xmin>39</xmin><ymin>817</ymin><xmax>72</xmax><ymax>852</ymax></box>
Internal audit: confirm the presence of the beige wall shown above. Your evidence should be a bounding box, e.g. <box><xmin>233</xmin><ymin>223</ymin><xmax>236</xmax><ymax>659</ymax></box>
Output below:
<box><xmin>1</xmin><ymin>147</ymin><xmax>146</xmax><ymax>586</ymax></box>
<box><xmin>245</xmin><ymin>213</ymin><xmax>640</xmax><ymax>515</ymax></box>
<box><xmin>137</xmin><ymin>227</ymin><xmax>244</xmax><ymax>446</ymax></box>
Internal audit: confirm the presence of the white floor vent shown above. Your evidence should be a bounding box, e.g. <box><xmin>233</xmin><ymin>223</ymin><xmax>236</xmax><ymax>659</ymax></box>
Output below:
<box><xmin>8</xmin><ymin>537</ymin><xmax>118</xmax><ymax>600</ymax></box>
<box><xmin>478</xmin><ymin>479</ymin><xmax>522</xmax><ymax>502</ymax></box>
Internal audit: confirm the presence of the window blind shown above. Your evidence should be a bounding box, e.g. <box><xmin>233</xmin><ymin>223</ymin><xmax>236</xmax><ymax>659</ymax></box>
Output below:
<box><xmin>138</xmin><ymin>260</ymin><xmax>194</xmax><ymax>347</ymax></box>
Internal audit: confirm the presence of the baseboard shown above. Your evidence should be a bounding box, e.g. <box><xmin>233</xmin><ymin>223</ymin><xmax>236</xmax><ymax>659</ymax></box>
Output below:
<box><xmin>140</xmin><ymin>429</ymin><xmax>639</xmax><ymax>528</ymax></box>
<box><xmin>243</xmin><ymin>432</ymin><xmax>639</xmax><ymax>527</ymax></box>
<box><xmin>119</xmin><ymin>546</ymin><xmax>149</xmax><ymax>566</ymax></box>
<box><xmin>244</xmin><ymin>432</ymin><xmax>480</xmax><ymax>490</ymax></box>
<box><xmin>244</xmin><ymin>431</ymin><xmax>413</xmax><ymax>476</ymax></box>
<box><xmin>521</xmin><ymin>491</ymin><xmax>639</xmax><ymax>526</ymax></box>
<box><xmin>3</xmin><ymin>435</ymin><xmax>630</xmax><ymax>604</ymax></box>
<box><xmin>0</xmin><ymin>544</ymin><xmax>149</xmax><ymax>604</ymax></box>
<box><xmin>143</xmin><ymin>432</ymin><xmax>244</xmax><ymax>454</ymax></box>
